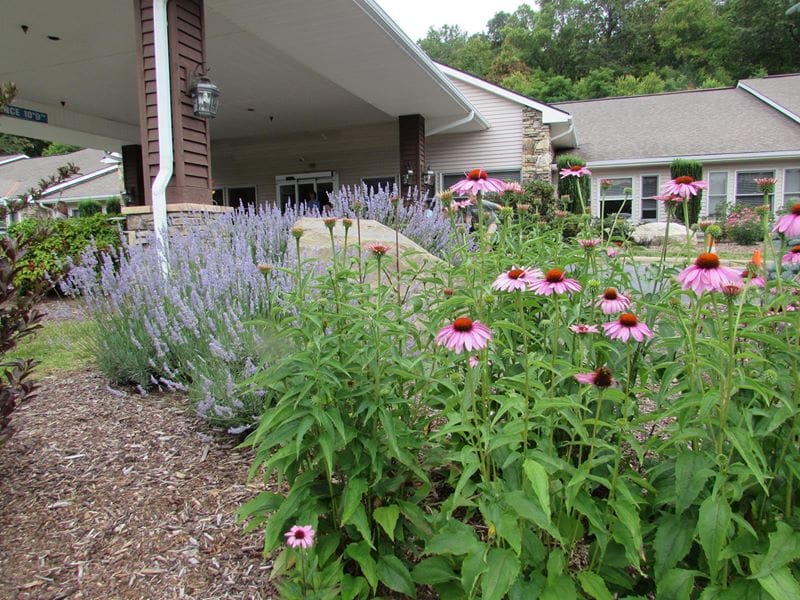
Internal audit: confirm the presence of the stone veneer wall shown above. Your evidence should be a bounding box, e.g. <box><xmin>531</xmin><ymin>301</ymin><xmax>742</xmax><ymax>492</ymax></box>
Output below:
<box><xmin>521</xmin><ymin>107</ymin><xmax>553</xmax><ymax>183</ymax></box>
<box><xmin>122</xmin><ymin>204</ymin><xmax>232</xmax><ymax>245</ymax></box>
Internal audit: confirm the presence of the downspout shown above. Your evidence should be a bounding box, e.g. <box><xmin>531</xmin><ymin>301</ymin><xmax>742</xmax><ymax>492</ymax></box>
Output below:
<box><xmin>152</xmin><ymin>0</ymin><xmax>173</xmax><ymax>271</ymax></box>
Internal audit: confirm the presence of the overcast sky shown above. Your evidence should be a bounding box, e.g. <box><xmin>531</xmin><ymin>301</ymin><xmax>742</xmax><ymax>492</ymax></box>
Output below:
<box><xmin>375</xmin><ymin>0</ymin><xmax>527</xmax><ymax>42</ymax></box>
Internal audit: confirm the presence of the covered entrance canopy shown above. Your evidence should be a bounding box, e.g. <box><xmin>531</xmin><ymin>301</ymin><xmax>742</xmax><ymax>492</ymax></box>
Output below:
<box><xmin>0</xmin><ymin>0</ymin><xmax>486</xmax><ymax>178</ymax></box>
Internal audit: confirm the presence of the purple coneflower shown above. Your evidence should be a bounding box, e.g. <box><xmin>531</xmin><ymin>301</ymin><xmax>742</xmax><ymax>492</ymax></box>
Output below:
<box><xmin>469</xmin><ymin>355</ymin><xmax>480</xmax><ymax>369</ymax></box>
<box><xmin>654</xmin><ymin>193</ymin><xmax>684</xmax><ymax>203</ymax></box>
<box><xmin>559</xmin><ymin>164</ymin><xmax>592</xmax><ymax>178</ymax></box>
<box><xmin>453</xmin><ymin>197</ymin><xmax>476</xmax><ymax>210</ymax></box>
<box><xmin>503</xmin><ymin>181</ymin><xmax>523</xmax><ymax>194</ymax></box>
<box><xmin>449</xmin><ymin>169</ymin><xmax>505</xmax><ymax>195</ymax></box>
<box><xmin>596</xmin><ymin>288</ymin><xmax>631</xmax><ymax>314</ymax></box>
<box><xmin>492</xmin><ymin>267</ymin><xmax>542</xmax><ymax>292</ymax></box>
<box><xmin>606</xmin><ymin>246</ymin><xmax>620</xmax><ymax>258</ymax></box>
<box><xmin>435</xmin><ymin>317</ymin><xmax>492</xmax><ymax>354</ymax></box>
<box><xmin>529</xmin><ymin>268</ymin><xmax>582</xmax><ymax>296</ymax></box>
<box><xmin>285</xmin><ymin>525</ymin><xmax>315</xmax><ymax>549</ymax></box>
<box><xmin>754</xmin><ymin>177</ymin><xmax>777</xmax><ymax>193</ymax></box>
<box><xmin>603</xmin><ymin>312</ymin><xmax>654</xmax><ymax>342</ymax></box>
<box><xmin>366</xmin><ymin>244</ymin><xmax>391</xmax><ymax>256</ymax></box>
<box><xmin>721</xmin><ymin>282</ymin><xmax>743</xmax><ymax>298</ymax></box>
<box><xmin>569</xmin><ymin>323</ymin><xmax>599</xmax><ymax>335</ymax></box>
<box><xmin>773</xmin><ymin>203</ymin><xmax>800</xmax><ymax>238</ymax></box>
<box><xmin>661</xmin><ymin>176</ymin><xmax>708</xmax><ymax>200</ymax></box>
<box><xmin>578</xmin><ymin>238</ymin><xmax>602</xmax><ymax>248</ymax></box>
<box><xmin>740</xmin><ymin>269</ymin><xmax>765</xmax><ymax>288</ymax></box>
<box><xmin>574</xmin><ymin>366</ymin><xmax>614</xmax><ymax>388</ymax></box>
<box><xmin>677</xmin><ymin>253</ymin><xmax>742</xmax><ymax>294</ymax></box>
<box><xmin>783</xmin><ymin>245</ymin><xmax>800</xmax><ymax>265</ymax></box>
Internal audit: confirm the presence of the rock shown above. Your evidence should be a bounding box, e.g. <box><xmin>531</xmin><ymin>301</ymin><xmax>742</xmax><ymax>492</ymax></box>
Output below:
<box><xmin>293</xmin><ymin>218</ymin><xmax>443</xmax><ymax>282</ymax></box>
<box><xmin>632</xmin><ymin>221</ymin><xmax>694</xmax><ymax>246</ymax></box>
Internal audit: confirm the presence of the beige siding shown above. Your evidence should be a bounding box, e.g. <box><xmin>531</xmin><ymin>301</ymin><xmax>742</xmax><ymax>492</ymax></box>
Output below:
<box><xmin>211</xmin><ymin>122</ymin><xmax>399</xmax><ymax>204</ymax></box>
<box><xmin>427</xmin><ymin>78</ymin><xmax>523</xmax><ymax>178</ymax></box>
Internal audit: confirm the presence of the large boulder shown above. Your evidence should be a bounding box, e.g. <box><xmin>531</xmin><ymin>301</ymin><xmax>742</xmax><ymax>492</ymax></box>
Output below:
<box><xmin>293</xmin><ymin>217</ymin><xmax>443</xmax><ymax>281</ymax></box>
<box><xmin>632</xmin><ymin>221</ymin><xmax>694</xmax><ymax>246</ymax></box>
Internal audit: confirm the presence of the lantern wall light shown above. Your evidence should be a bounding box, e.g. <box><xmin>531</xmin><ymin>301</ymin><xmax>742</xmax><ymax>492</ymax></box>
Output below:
<box><xmin>187</xmin><ymin>67</ymin><xmax>220</xmax><ymax>119</ymax></box>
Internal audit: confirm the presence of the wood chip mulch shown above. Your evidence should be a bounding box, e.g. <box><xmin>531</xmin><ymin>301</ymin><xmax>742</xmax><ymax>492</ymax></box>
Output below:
<box><xmin>0</xmin><ymin>369</ymin><xmax>276</xmax><ymax>599</ymax></box>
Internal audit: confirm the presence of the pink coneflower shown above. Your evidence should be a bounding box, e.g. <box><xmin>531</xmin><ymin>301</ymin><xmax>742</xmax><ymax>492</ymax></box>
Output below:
<box><xmin>366</xmin><ymin>244</ymin><xmax>391</xmax><ymax>256</ymax></box>
<box><xmin>570</xmin><ymin>323</ymin><xmax>599</xmax><ymax>335</ymax></box>
<box><xmin>783</xmin><ymin>245</ymin><xmax>800</xmax><ymax>265</ymax></box>
<box><xmin>453</xmin><ymin>197</ymin><xmax>476</xmax><ymax>210</ymax></box>
<box><xmin>596</xmin><ymin>288</ymin><xmax>631</xmax><ymax>314</ymax></box>
<box><xmin>603</xmin><ymin>313</ymin><xmax>654</xmax><ymax>342</ymax></box>
<box><xmin>435</xmin><ymin>317</ymin><xmax>492</xmax><ymax>354</ymax></box>
<box><xmin>559</xmin><ymin>164</ymin><xmax>592</xmax><ymax>178</ymax></box>
<box><xmin>721</xmin><ymin>282</ymin><xmax>743</xmax><ymax>298</ymax></box>
<box><xmin>492</xmin><ymin>267</ymin><xmax>542</xmax><ymax>292</ymax></box>
<box><xmin>449</xmin><ymin>169</ymin><xmax>505</xmax><ymax>195</ymax></box>
<box><xmin>503</xmin><ymin>181</ymin><xmax>523</xmax><ymax>194</ymax></box>
<box><xmin>677</xmin><ymin>253</ymin><xmax>742</xmax><ymax>294</ymax></box>
<box><xmin>323</xmin><ymin>217</ymin><xmax>337</xmax><ymax>230</ymax></box>
<box><xmin>740</xmin><ymin>269</ymin><xmax>765</xmax><ymax>288</ymax></box>
<box><xmin>578</xmin><ymin>238</ymin><xmax>602</xmax><ymax>248</ymax></box>
<box><xmin>773</xmin><ymin>203</ymin><xmax>800</xmax><ymax>238</ymax></box>
<box><xmin>654</xmin><ymin>193</ymin><xmax>684</xmax><ymax>203</ymax></box>
<box><xmin>600</xmin><ymin>179</ymin><xmax>614</xmax><ymax>189</ymax></box>
<box><xmin>754</xmin><ymin>177</ymin><xmax>777</xmax><ymax>193</ymax></box>
<box><xmin>574</xmin><ymin>366</ymin><xmax>614</xmax><ymax>388</ymax></box>
<box><xmin>661</xmin><ymin>176</ymin><xmax>708</xmax><ymax>200</ymax></box>
<box><xmin>529</xmin><ymin>269</ymin><xmax>582</xmax><ymax>296</ymax></box>
<box><xmin>606</xmin><ymin>246</ymin><xmax>620</xmax><ymax>258</ymax></box>
<box><xmin>469</xmin><ymin>355</ymin><xmax>479</xmax><ymax>369</ymax></box>
<box><xmin>285</xmin><ymin>525</ymin><xmax>315</xmax><ymax>549</ymax></box>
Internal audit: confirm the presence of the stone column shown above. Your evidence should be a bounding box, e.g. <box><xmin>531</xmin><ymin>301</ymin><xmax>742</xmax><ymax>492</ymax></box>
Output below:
<box><xmin>521</xmin><ymin>107</ymin><xmax>553</xmax><ymax>184</ymax></box>
<box><xmin>133</xmin><ymin>0</ymin><xmax>213</xmax><ymax>205</ymax></box>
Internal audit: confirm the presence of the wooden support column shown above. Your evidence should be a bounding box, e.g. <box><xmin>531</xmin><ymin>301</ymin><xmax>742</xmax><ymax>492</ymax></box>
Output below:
<box><xmin>121</xmin><ymin>144</ymin><xmax>146</xmax><ymax>206</ymax></box>
<box><xmin>399</xmin><ymin>114</ymin><xmax>425</xmax><ymax>199</ymax></box>
<box><xmin>134</xmin><ymin>0</ymin><xmax>212</xmax><ymax>205</ymax></box>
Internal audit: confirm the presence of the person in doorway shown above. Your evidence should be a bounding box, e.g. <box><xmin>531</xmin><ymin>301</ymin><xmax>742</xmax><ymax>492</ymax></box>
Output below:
<box><xmin>307</xmin><ymin>190</ymin><xmax>319</xmax><ymax>212</ymax></box>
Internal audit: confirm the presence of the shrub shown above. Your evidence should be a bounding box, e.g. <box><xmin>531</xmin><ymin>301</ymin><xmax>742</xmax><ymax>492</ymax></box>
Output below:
<box><xmin>0</xmin><ymin>235</ymin><xmax>50</xmax><ymax>445</ymax></box>
<box><xmin>556</xmin><ymin>154</ymin><xmax>590</xmax><ymax>214</ymax></box>
<box><xmin>77</xmin><ymin>199</ymin><xmax>102</xmax><ymax>217</ymax></box>
<box><xmin>8</xmin><ymin>214</ymin><xmax>121</xmax><ymax>290</ymax></box>
<box><xmin>105</xmin><ymin>197</ymin><xmax>121</xmax><ymax>214</ymax></box>
<box><xmin>670</xmin><ymin>158</ymin><xmax>704</xmax><ymax>225</ymax></box>
<box><xmin>723</xmin><ymin>204</ymin><xmax>761</xmax><ymax>245</ymax></box>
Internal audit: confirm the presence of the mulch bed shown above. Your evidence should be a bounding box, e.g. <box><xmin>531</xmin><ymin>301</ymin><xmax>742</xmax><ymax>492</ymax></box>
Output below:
<box><xmin>0</xmin><ymin>369</ymin><xmax>276</xmax><ymax>599</ymax></box>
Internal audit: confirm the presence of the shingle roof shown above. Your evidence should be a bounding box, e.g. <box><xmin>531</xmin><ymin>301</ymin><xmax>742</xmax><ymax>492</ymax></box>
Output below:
<box><xmin>0</xmin><ymin>148</ymin><xmax>110</xmax><ymax>199</ymax></box>
<box><xmin>43</xmin><ymin>170</ymin><xmax>120</xmax><ymax>201</ymax></box>
<box><xmin>554</xmin><ymin>85</ymin><xmax>800</xmax><ymax>162</ymax></box>
<box><xmin>738</xmin><ymin>73</ymin><xmax>800</xmax><ymax>121</ymax></box>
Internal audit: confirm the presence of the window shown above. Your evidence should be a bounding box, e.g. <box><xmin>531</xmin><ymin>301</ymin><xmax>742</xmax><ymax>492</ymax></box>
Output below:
<box><xmin>599</xmin><ymin>177</ymin><xmax>632</xmax><ymax>219</ymax></box>
<box><xmin>441</xmin><ymin>169</ymin><xmax>521</xmax><ymax>196</ymax></box>
<box><xmin>736</xmin><ymin>170</ymin><xmax>774</xmax><ymax>208</ymax></box>
<box><xmin>212</xmin><ymin>188</ymin><xmax>225</xmax><ymax>206</ymax></box>
<box><xmin>784</xmin><ymin>168</ymin><xmax>800</xmax><ymax>209</ymax></box>
<box><xmin>227</xmin><ymin>186</ymin><xmax>257</xmax><ymax>208</ymax></box>
<box><xmin>640</xmin><ymin>175</ymin><xmax>658</xmax><ymax>221</ymax></box>
<box><xmin>362</xmin><ymin>176</ymin><xmax>397</xmax><ymax>195</ymax></box>
<box><xmin>708</xmin><ymin>172</ymin><xmax>728</xmax><ymax>217</ymax></box>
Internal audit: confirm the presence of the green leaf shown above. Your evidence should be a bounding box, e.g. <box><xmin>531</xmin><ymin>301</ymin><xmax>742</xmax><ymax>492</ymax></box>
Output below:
<box><xmin>675</xmin><ymin>451</ymin><xmax>712</xmax><ymax>514</ymax></box>
<box><xmin>340</xmin><ymin>574</ymin><xmax>368</xmax><ymax>600</ymax></box>
<box><xmin>461</xmin><ymin>545</ymin><xmax>488</xmax><ymax>597</ymax></box>
<box><xmin>653</xmin><ymin>513</ymin><xmax>696</xmax><ymax>579</ymax></box>
<box><xmin>481</xmin><ymin>548</ymin><xmax>520</xmax><ymax>600</ymax></box>
<box><xmin>657</xmin><ymin>569</ymin><xmax>699</xmax><ymax>600</ymax></box>
<box><xmin>345</xmin><ymin>541</ymin><xmax>377</xmax><ymax>590</ymax></box>
<box><xmin>426</xmin><ymin>521</ymin><xmax>482</xmax><ymax>556</ymax></box>
<box><xmin>578</xmin><ymin>571</ymin><xmax>614</xmax><ymax>600</ymax></box>
<box><xmin>698</xmin><ymin>495</ymin><xmax>731</xmax><ymax>583</ymax></box>
<box><xmin>347</xmin><ymin>504</ymin><xmax>373</xmax><ymax>548</ymax></box>
<box><xmin>373</xmin><ymin>505</ymin><xmax>400</xmax><ymax>542</ymax></box>
<box><xmin>377</xmin><ymin>555</ymin><xmax>416</xmax><ymax>599</ymax></box>
<box><xmin>523</xmin><ymin>459</ymin><xmax>552</xmax><ymax>520</ymax></box>
<box><xmin>340</xmin><ymin>477</ymin><xmax>369</xmax><ymax>526</ymax></box>
<box><xmin>758</xmin><ymin>566</ymin><xmax>800</xmax><ymax>600</ymax></box>
<box><xmin>498</xmin><ymin>511</ymin><xmax>522</xmax><ymax>556</ymax></box>
<box><xmin>412</xmin><ymin>556</ymin><xmax>458</xmax><ymax>585</ymax></box>
<box><xmin>749</xmin><ymin>522</ymin><xmax>800</xmax><ymax>579</ymax></box>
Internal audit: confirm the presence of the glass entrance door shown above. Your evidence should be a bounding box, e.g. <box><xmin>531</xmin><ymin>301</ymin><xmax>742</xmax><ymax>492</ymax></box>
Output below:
<box><xmin>276</xmin><ymin>172</ymin><xmax>338</xmax><ymax>213</ymax></box>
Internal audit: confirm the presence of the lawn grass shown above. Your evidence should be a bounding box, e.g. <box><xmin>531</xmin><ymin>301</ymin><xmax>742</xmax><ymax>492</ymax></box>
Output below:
<box><xmin>6</xmin><ymin>319</ymin><xmax>95</xmax><ymax>376</ymax></box>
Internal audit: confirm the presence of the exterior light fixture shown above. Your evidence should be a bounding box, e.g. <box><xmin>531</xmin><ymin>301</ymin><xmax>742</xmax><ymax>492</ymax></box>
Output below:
<box><xmin>188</xmin><ymin>72</ymin><xmax>220</xmax><ymax>119</ymax></box>
<box><xmin>402</xmin><ymin>167</ymin><xmax>415</xmax><ymax>185</ymax></box>
<box><xmin>422</xmin><ymin>168</ymin><xmax>435</xmax><ymax>186</ymax></box>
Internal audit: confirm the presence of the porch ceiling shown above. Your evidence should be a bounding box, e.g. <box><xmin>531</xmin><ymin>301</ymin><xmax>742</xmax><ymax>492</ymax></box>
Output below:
<box><xmin>0</xmin><ymin>0</ymin><xmax>482</xmax><ymax>148</ymax></box>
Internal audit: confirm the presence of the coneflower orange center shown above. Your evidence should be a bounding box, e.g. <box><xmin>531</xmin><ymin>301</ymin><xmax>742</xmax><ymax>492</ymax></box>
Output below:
<box><xmin>619</xmin><ymin>313</ymin><xmax>638</xmax><ymax>327</ymax></box>
<box><xmin>594</xmin><ymin>367</ymin><xmax>613</xmax><ymax>388</ymax></box>
<box><xmin>792</xmin><ymin>203</ymin><xmax>800</xmax><ymax>215</ymax></box>
<box><xmin>792</xmin><ymin>245</ymin><xmax>800</xmax><ymax>253</ymax></box>
<box><xmin>467</xmin><ymin>168</ymin><xmax>488</xmax><ymax>181</ymax></box>
<box><xmin>453</xmin><ymin>317</ymin><xmax>474</xmax><ymax>332</ymax></box>
<box><xmin>603</xmin><ymin>288</ymin><xmax>618</xmax><ymax>300</ymax></box>
<box><xmin>695</xmin><ymin>252</ymin><xmax>720</xmax><ymax>269</ymax></box>
<box><xmin>570</xmin><ymin>164</ymin><xmax>583</xmax><ymax>171</ymax></box>
<box><xmin>508</xmin><ymin>268</ymin><xmax>525</xmax><ymax>279</ymax></box>
<box><xmin>545</xmin><ymin>268</ymin><xmax>564</xmax><ymax>283</ymax></box>
<box><xmin>675</xmin><ymin>175</ymin><xmax>694</xmax><ymax>184</ymax></box>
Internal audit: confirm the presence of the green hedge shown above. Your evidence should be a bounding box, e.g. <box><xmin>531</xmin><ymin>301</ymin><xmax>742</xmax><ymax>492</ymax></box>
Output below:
<box><xmin>7</xmin><ymin>215</ymin><xmax>122</xmax><ymax>289</ymax></box>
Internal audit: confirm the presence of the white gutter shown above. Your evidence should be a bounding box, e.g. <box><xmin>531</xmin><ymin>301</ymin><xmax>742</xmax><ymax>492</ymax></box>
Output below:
<box><xmin>40</xmin><ymin>165</ymin><xmax>118</xmax><ymax>196</ymax></box>
<box><xmin>550</xmin><ymin>122</ymin><xmax>577</xmax><ymax>147</ymax></box>
<box><xmin>152</xmin><ymin>0</ymin><xmax>173</xmax><ymax>270</ymax></box>
<box><xmin>0</xmin><ymin>154</ymin><xmax>28</xmax><ymax>167</ymax></box>
<box><xmin>738</xmin><ymin>82</ymin><xmax>800</xmax><ymax>126</ymax></box>
<box><xmin>426</xmin><ymin>110</ymin><xmax>477</xmax><ymax>136</ymax></box>
<box><xmin>586</xmin><ymin>150</ymin><xmax>800</xmax><ymax>168</ymax></box>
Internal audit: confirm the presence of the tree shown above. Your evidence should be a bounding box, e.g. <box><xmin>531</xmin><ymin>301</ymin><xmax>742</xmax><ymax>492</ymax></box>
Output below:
<box><xmin>42</xmin><ymin>142</ymin><xmax>81</xmax><ymax>156</ymax></box>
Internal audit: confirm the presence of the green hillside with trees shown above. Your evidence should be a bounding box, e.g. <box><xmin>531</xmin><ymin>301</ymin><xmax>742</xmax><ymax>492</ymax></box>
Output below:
<box><xmin>418</xmin><ymin>0</ymin><xmax>800</xmax><ymax>102</ymax></box>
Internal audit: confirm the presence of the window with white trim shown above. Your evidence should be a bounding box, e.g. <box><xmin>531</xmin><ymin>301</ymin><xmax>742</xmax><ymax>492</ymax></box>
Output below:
<box><xmin>599</xmin><ymin>177</ymin><xmax>632</xmax><ymax>219</ymax></box>
<box><xmin>735</xmin><ymin>170</ymin><xmax>774</xmax><ymax>208</ymax></box>
<box><xmin>708</xmin><ymin>172</ymin><xmax>728</xmax><ymax>217</ymax></box>
<box><xmin>640</xmin><ymin>175</ymin><xmax>658</xmax><ymax>221</ymax></box>
<box><xmin>784</xmin><ymin>168</ymin><xmax>800</xmax><ymax>209</ymax></box>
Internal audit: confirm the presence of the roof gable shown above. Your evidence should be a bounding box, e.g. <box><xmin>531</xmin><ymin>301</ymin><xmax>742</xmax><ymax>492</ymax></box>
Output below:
<box><xmin>738</xmin><ymin>73</ymin><xmax>800</xmax><ymax>125</ymax></box>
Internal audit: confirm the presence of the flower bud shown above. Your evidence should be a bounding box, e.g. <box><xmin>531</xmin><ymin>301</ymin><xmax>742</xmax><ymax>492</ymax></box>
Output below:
<box><xmin>291</xmin><ymin>226</ymin><xmax>304</xmax><ymax>240</ymax></box>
